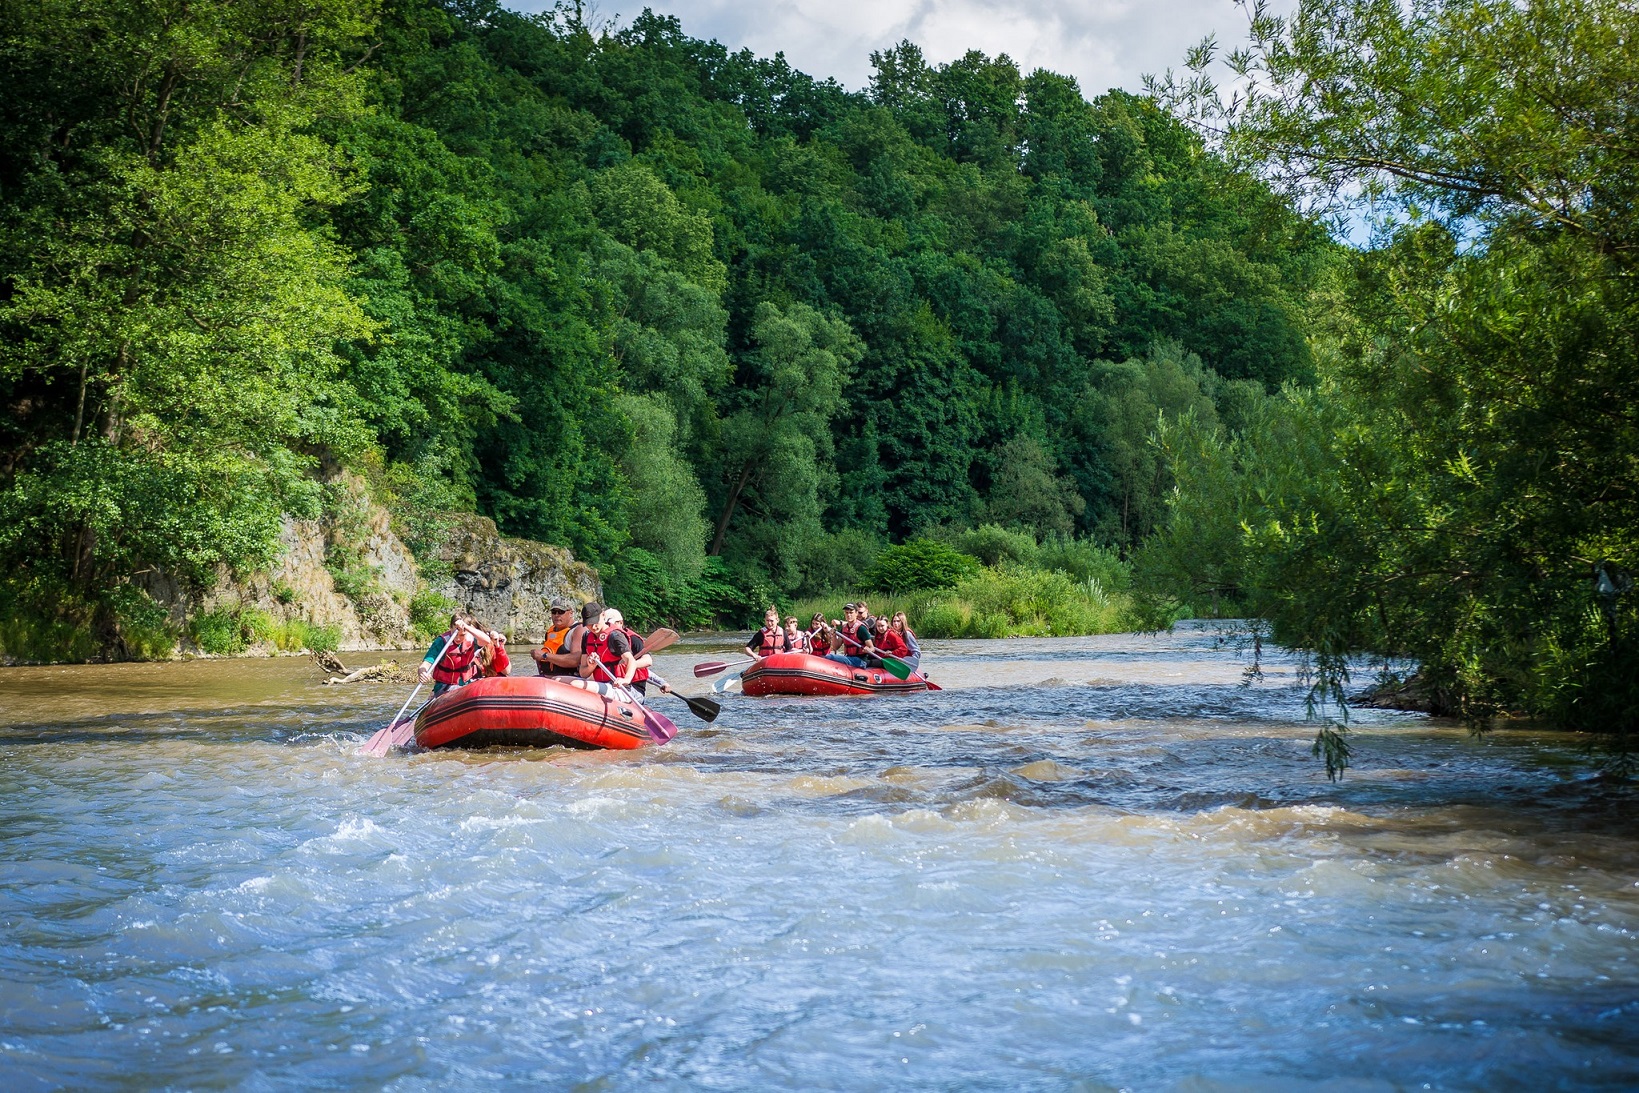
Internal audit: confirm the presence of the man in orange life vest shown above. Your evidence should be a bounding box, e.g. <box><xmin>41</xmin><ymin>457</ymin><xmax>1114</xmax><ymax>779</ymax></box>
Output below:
<box><xmin>416</xmin><ymin>614</ymin><xmax>494</xmax><ymax>695</ymax></box>
<box><xmin>531</xmin><ymin>597</ymin><xmax>584</xmax><ymax>677</ymax></box>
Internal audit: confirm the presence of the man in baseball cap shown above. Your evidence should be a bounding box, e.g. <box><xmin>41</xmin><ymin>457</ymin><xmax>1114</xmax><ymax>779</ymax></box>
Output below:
<box><xmin>531</xmin><ymin>596</ymin><xmax>585</xmax><ymax>676</ymax></box>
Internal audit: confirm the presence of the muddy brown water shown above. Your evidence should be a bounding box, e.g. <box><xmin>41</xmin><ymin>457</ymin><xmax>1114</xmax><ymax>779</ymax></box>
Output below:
<box><xmin>2</xmin><ymin>623</ymin><xmax>1636</xmax><ymax>1089</ymax></box>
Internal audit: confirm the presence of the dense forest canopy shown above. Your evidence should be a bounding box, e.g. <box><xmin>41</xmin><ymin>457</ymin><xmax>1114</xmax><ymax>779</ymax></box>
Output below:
<box><xmin>0</xmin><ymin>0</ymin><xmax>1326</xmax><ymax>646</ymax></box>
<box><xmin>4</xmin><ymin>0</ymin><xmax>1632</xmax><ymax>770</ymax></box>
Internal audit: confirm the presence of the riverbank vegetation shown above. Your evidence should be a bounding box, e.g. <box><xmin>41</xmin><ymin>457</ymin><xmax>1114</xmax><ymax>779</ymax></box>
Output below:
<box><xmin>0</xmin><ymin>0</ymin><xmax>1319</xmax><ymax>658</ymax></box>
<box><xmin>1142</xmin><ymin>0</ymin><xmax>1639</xmax><ymax>769</ymax></box>
<box><xmin>1</xmin><ymin>0</ymin><xmax>1632</xmax><ymax>768</ymax></box>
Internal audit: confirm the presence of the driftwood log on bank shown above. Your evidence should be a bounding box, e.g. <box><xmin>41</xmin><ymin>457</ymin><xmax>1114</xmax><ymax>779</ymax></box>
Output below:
<box><xmin>1350</xmin><ymin>672</ymin><xmax>1456</xmax><ymax>717</ymax></box>
<box><xmin>315</xmin><ymin>652</ymin><xmax>415</xmax><ymax>685</ymax></box>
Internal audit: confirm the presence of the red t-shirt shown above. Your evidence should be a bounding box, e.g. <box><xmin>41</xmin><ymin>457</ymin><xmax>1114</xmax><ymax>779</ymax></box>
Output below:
<box><xmin>875</xmin><ymin>630</ymin><xmax>910</xmax><ymax>658</ymax></box>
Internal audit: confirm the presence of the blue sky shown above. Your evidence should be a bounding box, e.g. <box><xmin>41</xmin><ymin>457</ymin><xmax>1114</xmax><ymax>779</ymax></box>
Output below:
<box><xmin>511</xmin><ymin>0</ymin><xmax>1288</xmax><ymax>99</ymax></box>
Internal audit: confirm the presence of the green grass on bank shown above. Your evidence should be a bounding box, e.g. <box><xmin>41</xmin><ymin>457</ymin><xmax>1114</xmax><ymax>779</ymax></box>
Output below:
<box><xmin>790</xmin><ymin>564</ymin><xmax>1136</xmax><ymax>639</ymax></box>
<box><xmin>188</xmin><ymin>608</ymin><xmax>342</xmax><ymax>656</ymax></box>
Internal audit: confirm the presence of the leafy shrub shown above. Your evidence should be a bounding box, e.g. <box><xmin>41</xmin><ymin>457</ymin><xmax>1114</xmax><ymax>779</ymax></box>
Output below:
<box><xmin>326</xmin><ymin>558</ymin><xmax>378</xmax><ymax>601</ymax></box>
<box><xmin>301</xmin><ymin>622</ymin><xmax>342</xmax><ymax>653</ymax></box>
<box><xmin>863</xmin><ymin>539</ymin><xmax>981</xmax><ymax>594</ymax></box>
<box><xmin>792</xmin><ymin>528</ymin><xmax>883</xmax><ymax>597</ymax></box>
<box><xmin>190</xmin><ymin>608</ymin><xmax>248</xmax><ymax>655</ymax></box>
<box><xmin>242</xmin><ymin>609</ymin><xmax>278</xmax><ymax>645</ymax></box>
<box><xmin>912</xmin><ymin>565</ymin><xmax>1134</xmax><ymax>638</ymax></box>
<box><xmin>1036</xmin><ymin>538</ymin><xmax>1131</xmax><ymax>590</ymax></box>
<box><xmin>944</xmin><ymin>524</ymin><xmax>1040</xmax><ymax>568</ymax></box>
<box><xmin>0</xmin><ymin>579</ymin><xmax>173</xmax><ymax>663</ymax></box>
<box><xmin>603</xmin><ymin>549</ymin><xmax>780</xmax><ymax>631</ymax></box>
<box><xmin>270</xmin><ymin>581</ymin><xmax>297</xmax><ymax>605</ymax></box>
<box><xmin>409</xmin><ymin>590</ymin><xmax>459</xmax><ymax>640</ymax></box>
<box><xmin>109</xmin><ymin>585</ymin><xmax>176</xmax><ymax>659</ymax></box>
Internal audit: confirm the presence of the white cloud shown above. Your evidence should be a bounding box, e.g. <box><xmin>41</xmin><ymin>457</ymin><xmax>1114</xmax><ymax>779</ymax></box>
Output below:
<box><xmin>512</xmin><ymin>0</ymin><xmax>1285</xmax><ymax>98</ymax></box>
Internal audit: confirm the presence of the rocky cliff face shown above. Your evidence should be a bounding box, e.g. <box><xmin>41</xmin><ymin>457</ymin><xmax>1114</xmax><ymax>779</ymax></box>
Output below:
<box><xmin>430</xmin><ymin>513</ymin><xmax>601</xmax><ymax>639</ymax></box>
<box><xmin>157</xmin><ymin>474</ymin><xmax>600</xmax><ymax>653</ymax></box>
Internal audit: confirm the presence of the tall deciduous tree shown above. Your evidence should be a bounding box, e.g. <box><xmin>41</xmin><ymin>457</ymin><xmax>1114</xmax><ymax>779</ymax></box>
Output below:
<box><xmin>709</xmin><ymin>302</ymin><xmax>861</xmax><ymax>560</ymax></box>
<box><xmin>1148</xmin><ymin>0</ymin><xmax>1639</xmax><ymax>765</ymax></box>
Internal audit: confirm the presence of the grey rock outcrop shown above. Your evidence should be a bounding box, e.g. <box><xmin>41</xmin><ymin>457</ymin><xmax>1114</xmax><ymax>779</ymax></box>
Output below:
<box><xmin>149</xmin><ymin>473</ymin><xmax>600</xmax><ymax>654</ymax></box>
<box><xmin>430</xmin><ymin>514</ymin><xmax>601</xmax><ymax>640</ymax></box>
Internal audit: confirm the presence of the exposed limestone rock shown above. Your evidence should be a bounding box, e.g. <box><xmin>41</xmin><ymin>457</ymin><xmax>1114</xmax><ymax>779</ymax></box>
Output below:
<box><xmin>430</xmin><ymin>513</ymin><xmax>602</xmax><ymax>640</ymax></box>
<box><xmin>147</xmin><ymin>473</ymin><xmax>600</xmax><ymax>655</ymax></box>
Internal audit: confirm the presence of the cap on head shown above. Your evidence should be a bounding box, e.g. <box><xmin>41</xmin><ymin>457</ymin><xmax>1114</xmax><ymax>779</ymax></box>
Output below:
<box><xmin>549</xmin><ymin>596</ymin><xmax>575</xmax><ymax>613</ymax></box>
<box><xmin>603</xmin><ymin>608</ymin><xmax>624</xmax><ymax>626</ymax></box>
<box><xmin>582</xmin><ymin>601</ymin><xmax>605</xmax><ymax>625</ymax></box>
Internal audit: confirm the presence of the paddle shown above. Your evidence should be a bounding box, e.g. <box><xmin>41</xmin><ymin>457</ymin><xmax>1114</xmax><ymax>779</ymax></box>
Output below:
<box><xmin>646</xmin><ymin>671</ymin><xmax>720</xmax><ymax>722</ymax></box>
<box><xmin>712</xmin><ymin>672</ymin><xmax>743</xmax><ymax>694</ymax></box>
<box><xmin>361</xmin><ymin>627</ymin><xmax>465</xmax><ymax>757</ymax></box>
<box><xmin>830</xmin><ymin>627</ymin><xmax>915</xmax><ymax>680</ymax></box>
<box><xmin>583</xmin><ymin>654</ymin><xmax>678</xmax><ymax>744</ymax></box>
<box><xmin>693</xmin><ymin>659</ymin><xmax>732</xmax><ymax>677</ymax></box>
<box><xmin>640</xmin><ymin>627</ymin><xmax>679</xmax><ymax>654</ymax></box>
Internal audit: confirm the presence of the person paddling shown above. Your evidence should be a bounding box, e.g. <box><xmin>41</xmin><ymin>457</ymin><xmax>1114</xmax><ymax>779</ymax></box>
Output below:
<box><xmin>866</xmin><ymin>616</ymin><xmax>908</xmax><ymax>663</ymax></box>
<box><xmin>823</xmin><ymin>603</ymin><xmax>869</xmax><ymax>668</ymax></box>
<box><xmin>417</xmin><ymin>614</ymin><xmax>493</xmax><ymax>695</ymax></box>
<box><xmin>580</xmin><ymin>603</ymin><xmax>664</xmax><ymax>699</ymax></box>
<box><xmin>783</xmin><ymin>615</ymin><xmax>810</xmax><ymax>654</ymax></box>
<box><xmin>744</xmin><ymin>606</ymin><xmax>790</xmax><ymax>660</ymax></box>
<box><xmin>806</xmin><ymin>611</ymin><xmax>832</xmax><ymax>657</ymax></box>
<box><xmin>890</xmin><ymin>610</ymin><xmax>921</xmax><ymax>670</ymax></box>
<box><xmin>477</xmin><ymin>625</ymin><xmax>511</xmax><ymax>677</ymax></box>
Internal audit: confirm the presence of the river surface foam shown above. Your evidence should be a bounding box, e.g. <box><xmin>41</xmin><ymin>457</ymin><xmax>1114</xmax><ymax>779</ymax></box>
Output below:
<box><xmin>2</xmin><ymin>623</ymin><xmax>1636</xmax><ymax>1089</ymax></box>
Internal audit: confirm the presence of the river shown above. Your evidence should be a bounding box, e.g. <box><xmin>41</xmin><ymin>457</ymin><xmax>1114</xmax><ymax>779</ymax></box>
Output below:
<box><xmin>2</xmin><ymin>623</ymin><xmax>1636</xmax><ymax>1089</ymax></box>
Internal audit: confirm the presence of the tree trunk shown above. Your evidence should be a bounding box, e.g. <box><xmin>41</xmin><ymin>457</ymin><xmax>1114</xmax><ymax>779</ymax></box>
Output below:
<box><xmin>71</xmin><ymin>358</ymin><xmax>89</xmax><ymax>446</ymax></box>
<box><xmin>709</xmin><ymin>462</ymin><xmax>756</xmax><ymax>556</ymax></box>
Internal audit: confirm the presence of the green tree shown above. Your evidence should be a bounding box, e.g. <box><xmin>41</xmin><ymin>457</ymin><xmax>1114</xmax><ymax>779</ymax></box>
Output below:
<box><xmin>1148</xmin><ymin>0</ymin><xmax>1639</xmax><ymax>765</ymax></box>
<box><xmin>0</xmin><ymin>0</ymin><xmax>379</xmax><ymax>644</ymax></box>
<box><xmin>708</xmin><ymin>302</ymin><xmax>862</xmax><ymax>564</ymax></box>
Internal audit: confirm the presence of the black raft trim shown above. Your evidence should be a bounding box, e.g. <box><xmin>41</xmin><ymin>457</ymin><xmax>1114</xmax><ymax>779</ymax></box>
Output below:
<box><xmin>745</xmin><ymin>667</ymin><xmax>926</xmax><ymax>693</ymax></box>
<box><xmin>418</xmin><ymin>694</ymin><xmax>648</xmax><ymax>746</ymax></box>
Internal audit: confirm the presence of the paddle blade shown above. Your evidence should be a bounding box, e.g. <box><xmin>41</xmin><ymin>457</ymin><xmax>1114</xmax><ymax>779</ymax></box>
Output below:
<box><xmin>683</xmin><ymin>694</ymin><xmax>721</xmax><ymax>722</ymax></box>
<box><xmin>642</xmin><ymin>627</ymin><xmax>680</xmax><ymax>654</ymax></box>
<box><xmin>693</xmin><ymin>660</ymin><xmax>731</xmax><ymax>677</ymax></box>
<box><xmin>361</xmin><ymin>717</ymin><xmax>417</xmax><ymax>757</ymax></box>
<box><xmin>642</xmin><ymin>708</ymin><xmax>680</xmax><ymax>744</ymax></box>
<box><xmin>360</xmin><ymin>724</ymin><xmax>394</xmax><ymax>757</ymax></box>
<box><xmin>712</xmin><ymin>672</ymin><xmax>743</xmax><ymax>694</ymax></box>
<box><xmin>880</xmin><ymin>655</ymin><xmax>913</xmax><ymax>680</ymax></box>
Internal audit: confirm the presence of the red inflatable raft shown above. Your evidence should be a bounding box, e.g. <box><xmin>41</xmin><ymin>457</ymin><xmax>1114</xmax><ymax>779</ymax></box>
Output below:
<box><xmin>413</xmin><ymin>676</ymin><xmax>673</xmax><ymax>750</ymax></box>
<box><xmin>740</xmin><ymin>652</ymin><xmax>937</xmax><ymax>697</ymax></box>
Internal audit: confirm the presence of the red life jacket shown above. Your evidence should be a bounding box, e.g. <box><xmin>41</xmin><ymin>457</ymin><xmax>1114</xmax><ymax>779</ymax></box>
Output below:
<box><xmin>431</xmin><ymin>632</ymin><xmax>480</xmax><ymax>686</ymax></box>
<box><xmin>754</xmin><ymin>624</ymin><xmax>788</xmax><ymax>655</ymax></box>
<box><xmin>876</xmin><ymin>629</ymin><xmax>910</xmax><ymax>658</ymax></box>
<box><xmin>809</xmin><ymin>628</ymin><xmax>831</xmax><ymax>656</ymax></box>
<box><xmin>583</xmin><ymin>627</ymin><xmax>649</xmax><ymax>684</ymax></box>
<box><xmin>837</xmin><ymin>621</ymin><xmax>866</xmax><ymax>652</ymax></box>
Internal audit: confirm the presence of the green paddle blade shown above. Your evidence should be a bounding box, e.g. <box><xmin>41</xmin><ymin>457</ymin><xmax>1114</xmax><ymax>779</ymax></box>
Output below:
<box><xmin>880</xmin><ymin>655</ymin><xmax>913</xmax><ymax>680</ymax></box>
